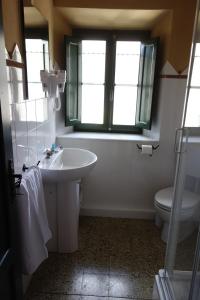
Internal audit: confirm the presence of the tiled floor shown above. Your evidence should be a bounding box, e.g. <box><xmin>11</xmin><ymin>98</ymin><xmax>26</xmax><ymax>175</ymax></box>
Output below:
<box><xmin>26</xmin><ymin>217</ymin><xmax>166</xmax><ymax>300</ymax></box>
<box><xmin>175</xmin><ymin>230</ymin><xmax>198</xmax><ymax>271</ymax></box>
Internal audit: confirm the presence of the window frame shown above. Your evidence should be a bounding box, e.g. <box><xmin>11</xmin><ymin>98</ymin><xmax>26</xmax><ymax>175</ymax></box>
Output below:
<box><xmin>65</xmin><ymin>29</ymin><xmax>158</xmax><ymax>134</ymax></box>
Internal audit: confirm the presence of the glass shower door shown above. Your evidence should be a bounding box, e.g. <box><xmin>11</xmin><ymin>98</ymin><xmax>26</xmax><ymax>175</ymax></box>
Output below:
<box><xmin>164</xmin><ymin>0</ymin><xmax>200</xmax><ymax>298</ymax></box>
<box><xmin>188</xmin><ymin>227</ymin><xmax>200</xmax><ymax>299</ymax></box>
<box><xmin>164</xmin><ymin>128</ymin><xmax>200</xmax><ymax>300</ymax></box>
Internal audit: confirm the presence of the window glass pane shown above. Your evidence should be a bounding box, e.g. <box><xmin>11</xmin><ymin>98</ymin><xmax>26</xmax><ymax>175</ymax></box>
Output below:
<box><xmin>195</xmin><ymin>43</ymin><xmax>200</xmax><ymax>56</ymax></box>
<box><xmin>26</xmin><ymin>39</ymin><xmax>49</xmax><ymax>100</ymax></box>
<box><xmin>82</xmin><ymin>40</ymin><xmax>106</xmax><ymax>55</ymax></box>
<box><xmin>190</xmin><ymin>43</ymin><xmax>200</xmax><ymax>86</ymax></box>
<box><xmin>185</xmin><ymin>88</ymin><xmax>200</xmax><ymax>127</ymax></box>
<box><xmin>81</xmin><ymin>84</ymin><xmax>104</xmax><ymax>124</ymax></box>
<box><xmin>115</xmin><ymin>41</ymin><xmax>141</xmax><ymax>85</ymax></box>
<box><xmin>191</xmin><ymin>57</ymin><xmax>200</xmax><ymax>86</ymax></box>
<box><xmin>28</xmin><ymin>83</ymin><xmax>45</xmax><ymax>100</ymax></box>
<box><xmin>25</xmin><ymin>39</ymin><xmax>44</xmax><ymax>52</ymax></box>
<box><xmin>26</xmin><ymin>52</ymin><xmax>44</xmax><ymax>82</ymax></box>
<box><xmin>26</xmin><ymin>101</ymin><xmax>36</xmax><ymax>121</ymax></box>
<box><xmin>82</xmin><ymin>40</ymin><xmax>106</xmax><ymax>84</ymax></box>
<box><xmin>113</xmin><ymin>86</ymin><xmax>137</xmax><ymax>125</ymax></box>
<box><xmin>45</xmin><ymin>52</ymin><xmax>50</xmax><ymax>70</ymax></box>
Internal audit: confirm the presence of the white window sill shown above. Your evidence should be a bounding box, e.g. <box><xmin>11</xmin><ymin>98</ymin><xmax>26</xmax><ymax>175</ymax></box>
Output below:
<box><xmin>57</xmin><ymin>132</ymin><xmax>159</xmax><ymax>143</ymax></box>
<box><xmin>184</xmin><ymin>136</ymin><xmax>200</xmax><ymax>144</ymax></box>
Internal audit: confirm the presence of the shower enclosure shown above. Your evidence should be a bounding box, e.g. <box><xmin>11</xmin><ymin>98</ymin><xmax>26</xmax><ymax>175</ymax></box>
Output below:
<box><xmin>153</xmin><ymin>1</ymin><xmax>200</xmax><ymax>299</ymax></box>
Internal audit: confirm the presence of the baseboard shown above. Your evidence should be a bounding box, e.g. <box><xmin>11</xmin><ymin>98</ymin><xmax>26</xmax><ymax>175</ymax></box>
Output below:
<box><xmin>80</xmin><ymin>207</ymin><xmax>155</xmax><ymax>219</ymax></box>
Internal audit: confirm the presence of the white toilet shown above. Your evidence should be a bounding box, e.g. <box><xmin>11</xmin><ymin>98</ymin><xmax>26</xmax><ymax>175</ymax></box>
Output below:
<box><xmin>154</xmin><ymin>187</ymin><xmax>200</xmax><ymax>242</ymax></box>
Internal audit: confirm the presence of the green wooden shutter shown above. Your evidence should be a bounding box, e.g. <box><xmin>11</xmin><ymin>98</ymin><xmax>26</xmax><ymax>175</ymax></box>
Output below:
<box><xmin>136</xmin><ymin>39</ymin><xmax>158</xmax><ymax>129</ymax></box>
<box><xmin>65</xmin><ymin>38</ymin><xmax>81</xmax><ymax>125</ymax></box>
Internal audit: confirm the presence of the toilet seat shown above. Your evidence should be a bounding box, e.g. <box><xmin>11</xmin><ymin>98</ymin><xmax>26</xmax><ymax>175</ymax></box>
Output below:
<box><xmin>154</xmin><ymin>187</ymin><xmax>200</xmax><ymax>213</ymax></box>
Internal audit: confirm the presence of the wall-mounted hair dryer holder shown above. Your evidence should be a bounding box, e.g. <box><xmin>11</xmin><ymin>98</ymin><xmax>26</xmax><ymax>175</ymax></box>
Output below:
<box><xmin>40</xmin><ymin>70</ymin><xmax>66</xmax><ymax>111</ymax></box>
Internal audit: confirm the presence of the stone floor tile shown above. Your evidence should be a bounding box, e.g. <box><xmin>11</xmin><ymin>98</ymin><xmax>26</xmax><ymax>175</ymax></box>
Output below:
<box><xmin>108</xmin><ymin>298</ymin><xmax>133</xmax><ymax>300</ymax></box>
<box><xmin>81</xmin><ymin>296</ymin><xmax>108</xmax><ymax>300</ymax></box>
<box><xmin>28</xmin><ymin>268</ymin><xmax>83</xmax><ymax>294</ymax></box>
<box><xmin>49</xmin><ymin>273</ymin><xmax>83</xmax><ymax>294</ymax></box>
<box><xmin>81</xmin><ymin>273</ymin><xmax>109</xmax><ymax>297</ymax></box>
<box><xmin>109</xmin><ymin>273</ymin><xmax>154</xmax><ymax>299</ymax></box>
<box><xmin>109</xmin><ymin>274</ymin><xmax>136</xmax><ymax>298</ymax></box>
<box><xmin>132</xmin><ymin>273</ymin><xmax>154</xmax><ymax>299</ymax></box>
<box><xmin>81</xmin><ymin>252</ymin><xmax>110</xmax><ymax>274</ymax></box>
<box><xmin>63</xmin><ymin>296</ymin><xmax>82</xmax><ymax>300</ymax></box>
<box><xmin>25</xmin><ymin>293</ymin><xmax>81</xmax><ymax>300</ymax></box>
<box><xmin>26</xmin><ymin>217</ymin><xmax>165</xmax><ymax>299</ymax></box>
<box><xmin>109</xmin><ymin>254</ymin><xmax>136</xmax><ymax>275</ymax></box>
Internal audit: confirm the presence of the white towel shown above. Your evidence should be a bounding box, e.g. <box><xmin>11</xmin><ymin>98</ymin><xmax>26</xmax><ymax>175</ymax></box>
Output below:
<box><xmin>26</xmin><ymin>167</ymin><xmax>51</xmax><ymax>243</ymax></box>
<box><xmin>16</xmin><ymin>167</ymin><xmax>52</xmax><ymax>275</ymax></box>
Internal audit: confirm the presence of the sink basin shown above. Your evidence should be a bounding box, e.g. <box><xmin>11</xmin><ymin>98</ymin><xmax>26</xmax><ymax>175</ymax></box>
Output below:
<box><xmin>39</xmin><ymin>147</ymin><xmax>97</xmax><ymax>183</ymax></box>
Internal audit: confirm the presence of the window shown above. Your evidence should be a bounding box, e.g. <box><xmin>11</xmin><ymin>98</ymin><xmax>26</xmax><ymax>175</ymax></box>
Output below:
<box><xmin>25</xmin><ymin>38</ymin><xmax>49</xmax><ymax>100</ymax></box>
<box><xmin>66</xmin><ymin>31</ymin><xmax>158</xmax><ymax>133</ymax></box>
<box><xmin>113</xmin><ymin>41</ymin><xmax>140</xmax><ymax>126</ymax></box>
<box><xmin>25</xmin><ymin>38</ymin><xmax>49</xmax><ymax>122</ymax></box>
<box><xmin>185</xmin><ymin>43</ymin><xmax>200</xmax><ymax>127</ymax></box>
<box><xmin>81</xmin><ymin>40</ymin><xmax>106</xmax><ymax>124</ymax></box>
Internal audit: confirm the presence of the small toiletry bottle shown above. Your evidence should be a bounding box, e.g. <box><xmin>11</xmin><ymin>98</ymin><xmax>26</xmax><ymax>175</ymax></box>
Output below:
<box><xmin>54</xmin><ymin>144</ymin><xmax>62</xmax><ymax>152</ymax></box>
<box><xmin>51</xmin><ymin>143</ymin><xmax>56</xmax><ymax>152</ymax></box>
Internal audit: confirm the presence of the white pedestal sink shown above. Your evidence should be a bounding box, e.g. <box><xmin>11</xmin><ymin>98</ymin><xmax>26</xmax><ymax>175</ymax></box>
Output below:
<box><xmin>39</xmin><ymin>148</ymin><xmax>97</xmax><ymax>253</ymax></box>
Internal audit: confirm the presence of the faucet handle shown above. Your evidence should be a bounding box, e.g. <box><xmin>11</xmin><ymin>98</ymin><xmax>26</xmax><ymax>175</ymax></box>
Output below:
<box><xmin>43</xmin><ymin>148</ymin><xmax>52</xmax><ymax>158</ymax></box>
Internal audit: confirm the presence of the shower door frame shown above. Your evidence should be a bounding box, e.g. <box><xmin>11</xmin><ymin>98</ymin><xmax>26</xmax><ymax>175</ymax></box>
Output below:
<box><xmin>162</xmin><ymin>0</ymin><xmax>200</xmax><ymax>299</ymax></box>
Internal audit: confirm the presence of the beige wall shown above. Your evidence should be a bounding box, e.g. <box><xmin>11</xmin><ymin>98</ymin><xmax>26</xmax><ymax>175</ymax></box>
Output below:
<box><xmin>32</xmin><ymin>0</ymin><xmax>54</xmax><ymax>66</ymax></box>
<box><xmin>52</xmin><ymin>8</ymin><xmax>72</xmax><ymax>68</ymax></box>
<box><xmin>169</xmin><ymin>0</ymin><xmax>197</xmax><ymax>72</ymax></box>
<box><xmin>55</xmin><ymin>0</ymin><xmax>176</xmax><ymax>9</ymax></box>
<box><xmin>152</xmin><ymin>0</ymin><xmax>197</xmax><ymax>72</ymax></box>
<box><xmin>2</xmin><ymin>0</ymin><xmax>23</xmax><ymax>58</ymax></box>
<box><xmin>1</xmin><ymin>0</ymin><xmax>197</xmax><ymax>72</ymax></box>
<box><xmin>2</xmin><ymin>0</ymin><xmax>72</xmax><ymax>67</ymax></box>
<box><xmin>32</xmin><ymin>0</ymin><xmax>71</xmax><ymax>68</ymax></box>
<box><xmin>54</xmin><ymin>0</ymin><xmax>197</xmax><ymax>72</ymax></box>
<box><xmin>151</xmin><ymin>12</ymin><xmax>172</xmax><ymax>69</ymax></box>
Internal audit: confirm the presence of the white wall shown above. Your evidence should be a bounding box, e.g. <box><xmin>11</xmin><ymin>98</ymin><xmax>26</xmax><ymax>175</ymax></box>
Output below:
<box><xmin>56</xmin><ymin>62</ymin><xmax>187</xmax><ymax>219</ymax></box>
<box><xmin>10</xmin><ymin>97</ymin><xmax>56</xmax><ymax>292</ymax></box>
<box><xmin>11</xmin><ymin>97</ymin><xmax>56</xmax><ymax>173</ymax></box>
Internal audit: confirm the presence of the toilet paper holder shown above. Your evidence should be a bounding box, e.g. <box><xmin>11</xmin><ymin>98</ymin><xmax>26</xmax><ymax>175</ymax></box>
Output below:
<box><xmin>136</xmin><ymin>144</ymin><xmax>159</xmax><ymax>155</ymax></box>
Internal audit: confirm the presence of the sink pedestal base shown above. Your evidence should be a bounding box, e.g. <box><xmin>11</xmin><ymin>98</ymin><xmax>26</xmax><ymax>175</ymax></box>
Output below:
<box><xmin>57</xmin><ymin>181</ymin><xmax>80</xmax><ymax>253</ymax></box>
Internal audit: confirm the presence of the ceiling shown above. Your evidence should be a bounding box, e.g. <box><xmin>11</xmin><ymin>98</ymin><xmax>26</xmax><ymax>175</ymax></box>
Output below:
<box><xmin>56</xmin><ymin>8</ymin><xmax>167</xmax><ymax>30</ymax></box>
<box><xmin>24</xmin><ymin>6</ymin><xmax>168</xmax><ymax>30</ymax></box>
<box><xmin>24</xmin><ymin>7</ymin><xmax>48</xmax><ymax>28</ymax></box>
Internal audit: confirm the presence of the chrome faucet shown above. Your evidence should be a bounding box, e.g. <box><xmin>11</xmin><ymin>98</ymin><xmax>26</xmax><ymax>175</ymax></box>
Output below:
<box><xmin>44</xmin><ymin>148</ymin><xmax>53</xmax><ymax>159</ymax></box>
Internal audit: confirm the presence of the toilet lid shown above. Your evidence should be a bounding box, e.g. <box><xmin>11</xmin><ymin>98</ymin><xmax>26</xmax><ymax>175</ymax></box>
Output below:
<box><xmin>155</xmin><ymin>187</ymin><xmax>200</xmax><ymax>211</ymax></box>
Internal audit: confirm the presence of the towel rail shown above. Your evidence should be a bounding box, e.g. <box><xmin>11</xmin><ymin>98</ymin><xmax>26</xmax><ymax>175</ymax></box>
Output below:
<box><xmin>22</xmin><ymin>161</ymin><xmax>40</xmax><ymax>172</ymax></box>
<box><xmin>14</xmin><ymin>161</ymin><xmax>40</xmax><ymax>188</ymax></box>
<box><xmin>14</xmin><ymin>174</ymin><xmax>22</xmax><ymax>188</ymax></box>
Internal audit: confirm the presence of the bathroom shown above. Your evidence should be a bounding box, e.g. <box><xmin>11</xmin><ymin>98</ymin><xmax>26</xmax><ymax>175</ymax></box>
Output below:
<box><xmin>0</xmin><ymin>0</ymin><xmax>200</xmax><ymax>299</ymax></box>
